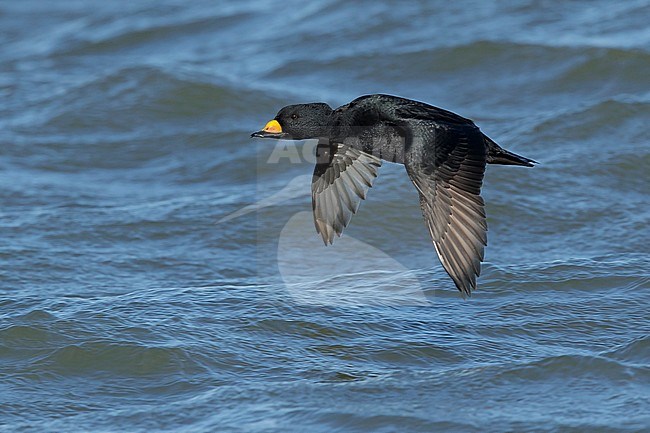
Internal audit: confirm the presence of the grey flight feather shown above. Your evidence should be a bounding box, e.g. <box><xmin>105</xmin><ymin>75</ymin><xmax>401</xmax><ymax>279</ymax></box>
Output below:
<box><xmin>404</xmin><ymin>123</ymin><xmax>487</xmax><ymax>297</ymax></box>
<box><xmin>311</xmin><ymin>143</ymin><xmax>382</xmax><ymax>245</ymax></box>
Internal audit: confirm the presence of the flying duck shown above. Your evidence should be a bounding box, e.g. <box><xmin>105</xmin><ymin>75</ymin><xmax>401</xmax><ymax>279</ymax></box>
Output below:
<box><xmin>252</xmin><ymin>94</ymin><xmax>536</xmax><ymax>296</ymax></box>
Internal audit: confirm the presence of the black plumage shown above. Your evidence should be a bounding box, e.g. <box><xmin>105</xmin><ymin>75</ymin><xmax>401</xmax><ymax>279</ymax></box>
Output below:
<box><xmin>252</xmin><ymin>94</ymin><xmax>536</xmax><ymax>296</ymax></box>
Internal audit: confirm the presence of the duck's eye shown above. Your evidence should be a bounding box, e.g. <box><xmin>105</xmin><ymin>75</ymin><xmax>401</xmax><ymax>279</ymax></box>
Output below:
<box><xmin>291</xmin><ymin>114</ymin><xmax>298</xmax><ymax>120</ymax></box>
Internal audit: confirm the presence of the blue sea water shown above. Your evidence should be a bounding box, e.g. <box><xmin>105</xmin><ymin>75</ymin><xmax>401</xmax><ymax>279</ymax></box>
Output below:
<box><xmin>1</xmin><ymin>1</ymin><xmax>649</xmax><ymax>432</ymax></box>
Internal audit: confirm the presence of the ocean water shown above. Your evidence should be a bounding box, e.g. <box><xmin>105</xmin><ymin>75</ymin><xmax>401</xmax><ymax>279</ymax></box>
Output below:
<box><xmin>1</xmin><ymin>1</ymin><xmax>649</xmax><ymax>432</ymax></box>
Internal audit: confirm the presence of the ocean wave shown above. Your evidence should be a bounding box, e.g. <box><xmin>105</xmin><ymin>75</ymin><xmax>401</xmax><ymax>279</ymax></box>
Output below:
<box><xmin>491</xmin><ymin>353</ymin><xmax>641</xmax><ymax>382</ymax></box>
<box><xmin>35</xmin><ymin>342</ymin><xmax>206</xmax><ymax>376</ymax></box>
<box><xmin>530</xmin><ymin>98</ymin><xmax>650</xmax><ymax>146</ymax></box>
<box><xmin>265</xmin><ymin>40</ymin><xmax>650</xmax><ymax>85</ymax></box>
<box><xmin>27</xmin><ymin>66</ymin><xmax>267</xmax><ymax>131</ymax></box>
<box><xmin>603</xmin><ymin>335</ymin><xmax>650</xmax><ymax>366</ymax></box>
<box><xmin>58</xmin><ymin>13</ymin><xmax>255</xmax><ymax>57</ymax></box>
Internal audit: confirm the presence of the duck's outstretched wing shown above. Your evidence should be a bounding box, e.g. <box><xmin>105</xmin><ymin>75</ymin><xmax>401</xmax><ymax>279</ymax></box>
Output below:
<box><xmin>311</xmin><ymin>142</ymin><xmax>381</xmax><ymax>245</ymax></box>
<box><xmin>405</xmin><ymin>124</ymin><xmax>488</xmax><ymax>296</ymax></box>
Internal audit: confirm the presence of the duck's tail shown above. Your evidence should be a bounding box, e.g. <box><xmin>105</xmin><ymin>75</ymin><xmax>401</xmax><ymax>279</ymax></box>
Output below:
<box><xmin>484</xmin><ymin>134</ymin><xmax>537</xmax><ymax>167</ymax></box>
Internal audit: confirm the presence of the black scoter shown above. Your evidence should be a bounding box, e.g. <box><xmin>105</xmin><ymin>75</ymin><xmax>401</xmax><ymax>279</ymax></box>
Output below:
<box><xmin>252</xmin><ymin>94</ymin><xmax>536</xmax><ymax>296</ymax></box>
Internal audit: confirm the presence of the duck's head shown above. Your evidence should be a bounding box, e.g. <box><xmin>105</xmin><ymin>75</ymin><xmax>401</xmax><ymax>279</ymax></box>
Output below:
<box><xmin>251</xmin><ymin>103</ymin><xmax>333</xmax><ymax>140</ymax></box>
